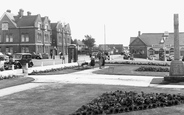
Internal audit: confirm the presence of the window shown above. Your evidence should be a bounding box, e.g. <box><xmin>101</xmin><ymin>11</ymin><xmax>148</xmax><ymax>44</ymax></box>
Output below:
<box><xmin>9</xmin><ymin>34</ymin><xmax>13</xmax><ymax>42</ymax></box>
<box><xmin>38</xmin><ymin>23</ymin><xmax>41</xmax><ymax>30</ymax></box>
<box><xmin>5</xmin><ymin>47</ymin><xmax>13</xmax><ymax>53</ymax></box>
<box><xmin>6</xmin><ymin>35</ymin><xmax>9</xmax><ymax>42</ymax></box>
<box><xmin>155</xmin><ymin>51</ymin><xmax>159</xmax><ymax>54</ymax></box>
<box><xmin>21</xmin><ymin>34</ymin><xmax>29</xmax><ymax>42</ymax></box>
<box><xmin>5</xmin><ymin>47</ymin><xmax>9</xmax><ymax>53</ymax></box>
<box><xmin>5</xmin><ymin>34</ymin><xmax>13</xmax><ymax>42</ymax></box>
<box><xmin>21</xmin><ymin>47</ymin><xmax>29</xmax><ymax>53</ymax></box>
<box><xmin>37</xmin><ymin>33</ymin><xmax>42</xmax><ymax>42</ymax></box>
<box><xmin>9</xmin><ymin>47</ymin><xmax>13</xmax><ymax>53</ymax></box>
<box><xmin>25</xmin><ymin>34</ymin><xmax>29</xmax><ymax>42</ymax></box>
<box><xmin>45</xmin><ymin>25</ymin><xmax>48</xmax><ymax>31</ymax></box>
<box><xmin>21</xmin><ymin>34</ymin><xmax>24</xmax><ymax>42</ymax></box>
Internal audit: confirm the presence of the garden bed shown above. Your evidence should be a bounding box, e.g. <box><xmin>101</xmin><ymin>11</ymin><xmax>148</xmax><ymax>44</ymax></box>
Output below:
<box><xmin>71</xmin><ymin>90</ymin><xmax>184</xmax><ymax>115</ymax></box>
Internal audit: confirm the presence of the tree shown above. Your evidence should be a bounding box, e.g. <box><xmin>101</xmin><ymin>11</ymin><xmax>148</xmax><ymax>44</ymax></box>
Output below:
<box><xmin>82</xmin><ymin>35</ymin><xmax>95</xmax><ymax>48</ymax></box>
<box><xmin>73</xmin><ymin>39</ymin><xmax>78</xmax><ymax>45</ymax></box>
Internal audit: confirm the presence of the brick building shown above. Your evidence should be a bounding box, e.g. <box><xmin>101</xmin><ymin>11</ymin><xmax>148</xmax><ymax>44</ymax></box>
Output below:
<box><xmin>51</xmin><ymin>22</ymin><xmax>72</xmax><ymax>55</ymax></box>
<box><xmin>0</xmin><ymin>9</ymin><xmax>72</xmax><ymax>55</ymax></box>
<box><xmin>129</xmin><ymin>31</ymin><xmax>184</xmax><ymax>59</ymax></box>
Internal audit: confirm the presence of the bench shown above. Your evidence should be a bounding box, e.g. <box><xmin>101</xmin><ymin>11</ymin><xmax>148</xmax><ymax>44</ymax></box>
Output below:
<box><xmin>77</xmin><ymin>60</ymin><xmax>89</xmax><ymax>69</ymax></box>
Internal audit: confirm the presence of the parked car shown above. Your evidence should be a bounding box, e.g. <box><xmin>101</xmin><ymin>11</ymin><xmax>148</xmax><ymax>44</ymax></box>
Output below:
<box><xmin>32</xmin><ymin>53</ymin><xmax>42</xmax><ymax>59</ymax></box>
<box><xmin>0</xmin><ymin>53</ymin><xmax>8</xmax><ymax>71</ymax></box>
<box><xmin>4</xmin><ymin>53</ymin><xmax>34</xmax><ymax>70</ymax></box>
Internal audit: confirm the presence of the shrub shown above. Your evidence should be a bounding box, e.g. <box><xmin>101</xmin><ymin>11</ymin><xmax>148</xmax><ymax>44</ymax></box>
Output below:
<box><xmin>135</xmin><ymin>66</ymin><xmax>169</xmax><ymax>72</ymax></box>
<box><xmin>0</xmin><ymin>75</ymin><xmax>21</xmax><ymax>81</ymax></box>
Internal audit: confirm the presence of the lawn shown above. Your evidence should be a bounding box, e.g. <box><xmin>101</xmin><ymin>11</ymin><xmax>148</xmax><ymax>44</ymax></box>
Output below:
<box><xmin>0</xmin><ymin>83</ymin><xmax>184</xmax><ymax>115</ymax></box>
<box><xmin>93</xmin><ymin>64</ymin><xmax>169</xmax><ymax>77</ymax></box>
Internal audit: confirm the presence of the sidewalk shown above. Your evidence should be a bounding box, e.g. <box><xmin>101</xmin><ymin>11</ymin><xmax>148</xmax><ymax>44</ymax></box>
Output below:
<box><xmin>1</xmin><ymin>66</ymin><xmax>184</xmax><ymax>97</ymax></box>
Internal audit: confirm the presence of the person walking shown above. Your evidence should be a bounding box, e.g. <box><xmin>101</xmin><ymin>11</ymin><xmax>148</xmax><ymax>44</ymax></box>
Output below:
<box><xmin>90</xmin><ymin>55</ymin><xmax>95</xmax><ymax>68</ymax></box>
<box><xmin>101</xmin><ymin>53</ymin><xmax>106</xmax><ymax>68</ymax></box>
<box><xmin>97</xmin><ymin>51</ymin><xmax>102</xmax><ymax>69</ymax></box>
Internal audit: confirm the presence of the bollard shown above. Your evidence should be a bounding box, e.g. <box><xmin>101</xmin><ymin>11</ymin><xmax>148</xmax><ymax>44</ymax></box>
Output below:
<box><xmin>22</xmin><ymin>63</ymin><xmax>28</xmax><ymax>77</ymax></box>
<box><xmin>12</xmin><ymin>65</ymin><xmax>14</xmax><ymax>70</ymax></box>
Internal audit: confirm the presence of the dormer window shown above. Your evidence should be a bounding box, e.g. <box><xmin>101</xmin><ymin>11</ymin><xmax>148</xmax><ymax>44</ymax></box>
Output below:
<box><xmin>38</xmin><ymin>23</ymin><xmax>42</xmax><ymax>30</ymax></box>
<box><xmin>44</xmin><ymin>24</ymin><xmax>49</xmax><ymax>31</ymax></box>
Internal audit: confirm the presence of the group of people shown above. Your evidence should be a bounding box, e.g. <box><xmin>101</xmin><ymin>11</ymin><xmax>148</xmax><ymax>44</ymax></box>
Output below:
<box><xmin>89</xmin><ymin>51</ymin><xmax>106</xmax><ymax>69</ymax></box>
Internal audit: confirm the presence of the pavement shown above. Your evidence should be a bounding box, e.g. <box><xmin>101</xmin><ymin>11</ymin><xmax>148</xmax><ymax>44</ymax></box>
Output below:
<box><xmin>0</xmin><ymin>56</ymin><xmax>184</xmax><ymax>97</ymax></box>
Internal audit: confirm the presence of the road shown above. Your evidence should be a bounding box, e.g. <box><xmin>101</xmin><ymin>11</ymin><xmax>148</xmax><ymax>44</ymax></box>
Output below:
<box><xmin>32</xmin><ymin>54</ymin><xmax>91</xmax><ymax>67</ymax></box>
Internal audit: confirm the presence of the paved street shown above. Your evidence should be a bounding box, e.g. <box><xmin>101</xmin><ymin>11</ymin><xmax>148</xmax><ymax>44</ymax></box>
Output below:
<box><xmin>32</xmin><ymin>54</ymin><xmax>91</xmax><ymax>67</ymax></box>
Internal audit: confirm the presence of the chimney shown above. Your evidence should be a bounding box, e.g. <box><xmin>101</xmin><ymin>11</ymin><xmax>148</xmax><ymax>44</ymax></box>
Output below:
<box><xmin>6</xmin><ymin>9</ymin><xmax>11</xmax><ymax>13</ymax></box>
<box><xmin>138</xmin><ymin>31</ymin><xmax>141</xmax><ymax>37</ymax></box>
<box><xmin>18</xmin><ymin>9</ymin><xmax>24</xmax><ymax>17</ymax></box>
<box><xmin>27</xmin><ymin>11</ymin><xmax>31</xmax><ymax>16</ymax></box>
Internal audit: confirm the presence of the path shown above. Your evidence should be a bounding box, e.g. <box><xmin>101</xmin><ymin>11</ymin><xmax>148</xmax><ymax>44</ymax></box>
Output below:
<box><xmin>1</xmin><ymin>66</ymin><xmax>184</xmax><ymax>97</ymax></box>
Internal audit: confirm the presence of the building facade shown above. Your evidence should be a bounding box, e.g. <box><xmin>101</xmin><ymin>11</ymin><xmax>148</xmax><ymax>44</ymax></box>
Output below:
<box><xmin>129</xmin><ymin>31</ymin><xmax>184</xmax><ymax>59</ymax></box>
<box><xmin>51</xmin><ymin>22</ymin><xmax>72</xmax><ymax>55</ymax></box>
<box><xmin>0</xmin><ymin>9</ymin><xmax>71</xmax><ymax>55</ymax></box>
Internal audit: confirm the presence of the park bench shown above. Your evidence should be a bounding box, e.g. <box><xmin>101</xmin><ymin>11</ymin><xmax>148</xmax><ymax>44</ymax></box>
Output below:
<box><xmin>77</xmin><ymin>60</ymin><xmax>89</xmax><ymax>69</ymax></box>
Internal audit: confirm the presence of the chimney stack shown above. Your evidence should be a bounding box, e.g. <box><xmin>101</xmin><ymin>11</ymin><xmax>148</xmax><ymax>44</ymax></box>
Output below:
<box><xmin>27</xmin><ymin>11</ymin><xmax>31</xmax><ymax>16</ymax></box>
<box><xmin>18</xmin><ymin>9</ymin><xmax>24</xmax><ymax>17</ymax></box>
<box><xmin>6</xmin><ymin>9</ymin><xmax>11</xmax><ymax>13</ymax></box>
<box><xmin>138</xmin><ymin>31</ymin><xmax>141</xmax><ymax>37</ymax></box>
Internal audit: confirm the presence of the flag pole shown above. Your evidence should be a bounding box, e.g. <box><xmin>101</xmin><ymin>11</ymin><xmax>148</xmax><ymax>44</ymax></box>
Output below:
<box><xmin>104</xmin><ymin>24</ymin><xmax>106</xmax><ymax>52</ymax></box>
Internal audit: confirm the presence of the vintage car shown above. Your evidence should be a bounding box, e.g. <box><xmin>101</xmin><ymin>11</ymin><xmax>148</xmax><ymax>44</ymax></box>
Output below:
<box><xmin>4</xmin><ymin>53</ymin><xmax>34</xmax><ymax>70</ymax></box>
<box><xmin>0</xmin><ymin>53</ymin><xmax>9</xmax><ymax>71</ymax></box>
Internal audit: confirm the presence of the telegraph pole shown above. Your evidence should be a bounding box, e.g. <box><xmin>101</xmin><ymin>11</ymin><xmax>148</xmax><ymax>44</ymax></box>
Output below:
<box><xmin>104</xmin><ymin>24</ymin><xmax>106</xmax><ymax>52</ymax></box>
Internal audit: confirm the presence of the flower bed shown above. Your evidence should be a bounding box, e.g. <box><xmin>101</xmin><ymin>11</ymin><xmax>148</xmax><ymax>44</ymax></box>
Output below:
<box><xmin>29</xmin><ymin>65</ymin><xmax>78</xmax><ymax>75</ymax></box>
<box><xmin>135</xmin><ymin>66</ymin><xmax>170</xmax><ymax>72</ymax></box>
<box><xmin>104</xmin><ymin>61</ymin><xmax>170</xmax><ymax>66</ymax></box>
<box><xmin>0</xmin><ymin>75</ymin><xmax>22</xmax><ymax>81</ymax></box>
<box><xmin>71</xmin><ymin>90</ymin><xmax>184</xmax><ymax>115</ymax></box>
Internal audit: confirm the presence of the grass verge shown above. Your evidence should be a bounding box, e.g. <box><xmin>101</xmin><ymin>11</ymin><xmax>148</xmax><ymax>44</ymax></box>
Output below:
<box><xmin>0</xmin><ymin>77</ymin><xmax>35</xmax><ymax>89</ymax></box>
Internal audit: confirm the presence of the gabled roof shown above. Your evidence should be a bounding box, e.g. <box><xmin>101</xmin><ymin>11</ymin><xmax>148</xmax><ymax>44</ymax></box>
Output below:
<box><xmin>131</xmin><ymin>32</ymin><xmax>184</xmax><ymax>46</ymax></box>
<box><xmin>14</xmin><ymin>15</ymin><xmax>38</xmax><ymax>27</ymax></box>
<box><xmin>0</xmin><ymin>12</ymin><xmax>17</xmax><ymax>27</ymax></box>
<box><xmin>130</xmin><ymin>37</ymin><xmax>137</xmax><ymax>44</ymax></box>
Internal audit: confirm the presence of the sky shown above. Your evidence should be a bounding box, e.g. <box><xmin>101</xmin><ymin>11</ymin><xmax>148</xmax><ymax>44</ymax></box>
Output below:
<box><xmin>1</xmin><ymin>0</ymin><xmax>184</xmax><ymax>46</ymax></box>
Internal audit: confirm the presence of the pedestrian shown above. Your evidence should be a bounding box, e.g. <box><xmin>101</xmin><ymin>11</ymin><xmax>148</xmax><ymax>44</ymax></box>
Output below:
<box><xmin>59</xmin><ymin>52</ymin><xmax>63</xmax><ymax>59</ymax></box>
<box><xmin>50</xmin><ymin>51</ymin><xmax>53</xmax><ymax>59</ymax></box>
<box><xmin>90</xmin><ymin>55</ymin><xmax>95</xmax><ymax>68</ymax></box>
<box><xmin>97</xmin><ymin>51</ymin><xmax>102</xmax><ymax>69</ymax></box>
<box><xmin>101</xmin><ymin>53</ymin><xmax>106</xmax><ymax>67</ymax></box>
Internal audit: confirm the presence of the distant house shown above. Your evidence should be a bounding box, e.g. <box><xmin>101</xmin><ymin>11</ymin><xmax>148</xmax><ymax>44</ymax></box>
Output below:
<box><xmin>123</xmin><ymin>46</ymin><xmax>129</xmax><ymax>53</ymax></box>
<box><xmin>99</xmin><ymin>44</ymin><xmax>124</xmax><ymax>54</ymax></box>
<box><xmin>76</xmin><ymin>40</ymin><xmax>85</xmax><ymax>51</ymax></box>
<box><xmin>129</xmin><ymin>31</ymin><xmax>184</xmax><ymax>59</ymax></box>
<box><xmin>0</xmin><ymin>9</ymin><xmax>51</xmax><ymax>54</ymax></box>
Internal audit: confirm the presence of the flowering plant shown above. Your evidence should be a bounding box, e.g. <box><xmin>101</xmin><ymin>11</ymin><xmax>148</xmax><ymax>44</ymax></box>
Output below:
<box><xmin>71</xmin><ymin>90</ymin><xmax>184</xmax><ymax>115</ymax></box>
